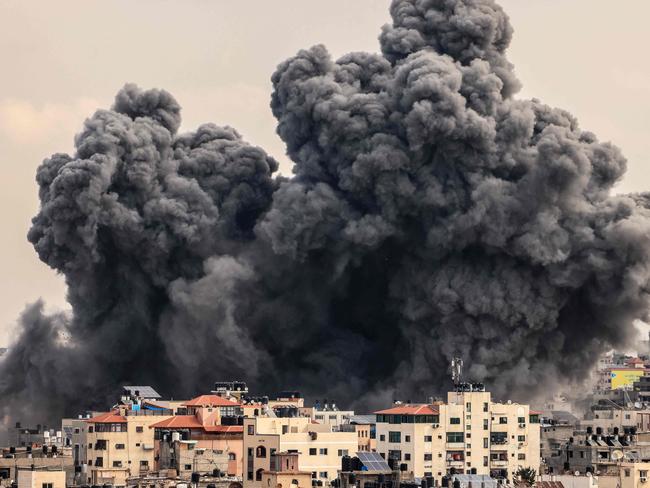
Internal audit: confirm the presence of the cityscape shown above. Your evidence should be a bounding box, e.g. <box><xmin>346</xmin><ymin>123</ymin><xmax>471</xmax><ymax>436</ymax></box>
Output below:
<box><xmin>3</xmin><ymin>351</ymin><xmax>650</xmax><ymax>488</ymax></box>
<box><xmin>1</xmin><ymin>1</ymin><xmax>650</xmax><ymax>488</ymax></box>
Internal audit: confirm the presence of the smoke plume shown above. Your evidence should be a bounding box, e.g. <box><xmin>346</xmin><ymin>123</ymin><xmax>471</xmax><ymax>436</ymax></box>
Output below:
<box><xmin>2</xmin><ymin>0</ymin><xmax>650</xmax><ymax>423</ymax></box>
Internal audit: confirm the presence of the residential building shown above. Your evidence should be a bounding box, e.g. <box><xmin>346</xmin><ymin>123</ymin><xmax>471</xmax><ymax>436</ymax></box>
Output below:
<box><xmin>151</xmin><ymin>394</ymin><xmax>244</xmax><ymax>477</ymax></box>
<box><xmin>85</xmin><ymin>403</ymin><xmax>173</xmax><ymax>486</ymax></box>
<box><xmin>243</xmin><ymin>415</ymin><xmax>357</xmax><ymax>488</ymax></box>
<box><xmin>374</xmin><ymin>386</ymin><xmax>540</xmax><ymax>482</ymax></box>
<box><xmin>16</xmin><ymin>468</ymin><xmax>66</xmax><ymax>488</ymax></box>
<box><xmin>260</xmin><ymin>451</ymin><xmax>312</xmax><ymax>488</ymax></box>
<box><xmin>349</xmin><ymin>416</ymin><xmax>377</xmax><ymax>453</ymax></box>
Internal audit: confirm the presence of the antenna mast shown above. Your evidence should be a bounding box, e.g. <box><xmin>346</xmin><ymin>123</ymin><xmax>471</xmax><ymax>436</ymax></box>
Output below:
<box><xmin>451</xmin><ymin>357</ymin><xmax>463</xmax><ymax>385</ymax></box>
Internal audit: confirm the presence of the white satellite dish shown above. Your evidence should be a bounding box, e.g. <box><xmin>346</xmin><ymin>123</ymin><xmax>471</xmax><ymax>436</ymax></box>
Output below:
<box><xmin>612</xmin><ymin>450</ymin><xmax>624</xmax><ymax>461</ymax></box>
<box><xmin>574</xmin><ymin>472</ymin><xmax>580</xmax><ymax>476</ymax></box>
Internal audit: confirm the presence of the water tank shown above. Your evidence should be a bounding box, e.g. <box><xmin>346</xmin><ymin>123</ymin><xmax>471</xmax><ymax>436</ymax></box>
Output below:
<box><xmin>172</xmin><ymin>432</ymin><xmax>181</xmax><ymax>442</ymax></box>
<box><xmin>191</xmin><ymin>473</ymin><xmax>201</xmax><ymax>484</ymax></box>
<box><xmin>342</xmin><ymin>455</ymin><xmax>351</xmax><ymax>472</ymax></box>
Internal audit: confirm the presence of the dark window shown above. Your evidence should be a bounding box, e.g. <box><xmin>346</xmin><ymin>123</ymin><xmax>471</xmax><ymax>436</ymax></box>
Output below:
<box><xmin>136</xmin><ymin>426</ymin><xmax>144</xmax><ymax>433</ymax></box>
<box><xmin>185</xmin><ymin>464</ymin><xmax>192</xmax><ymax>470</ymax></box>
<box><xmin>380</xmin><ymin>435</ymin><xmax>385</xmax><ymax>441</ymax></box>
<box><xmin>450</xmin><ymin>418</ymin><xmax>461</xmax><ymax>425</ymax></box>
<box><xmin>447</xmin><ymin>432</ymin><xmax>464</xmax><ymax>443</ymax></box>
<box><xmin>389</xmin><ymin>432</ymin><xmax>401</xmax><ymax>443</ymax></box>
<box><xmin>499</xmin><ymin>417</ymin><xmax>507</xmax><ymax>424</ymax></box>
<box><xmin>42</xmin><ymin>484</ymin><xmax>53</xmax><ymax>488</ymax></box>
<box><xmin>112</xmin><ymin>461</ymin><xmax>122</xmax><ymax>468</ymax></box>
<box><xmin>483</xmin><ymin>403</ymin><xmax>489</xmax><ymax>412</ymax></box>
<box><xmin>424</xmin><ymin>436</ymin><xmax>432</xmax><ymax>442</ymax></box>
<box><xmin>95</xmin><ymin>457</ymin><xmax>103</xmax><ymax>467</ymax></box>
<box><xmin>338</xmin><ymin>449</ymin><xmax>349</xmax><ymax>456</ymax></box>
<box><xmin>309</xmin><ymin>448</ymin><xmax>317</xmax><ymax>456</ymax></box>
<box><xmin>388</xmin><ymin>450</ymin><xmax>401</xmax><ymax>461</ymax></box>
<box><xmin>424</xmin><ymin>454</ymin><xmax>432</xmax><ymax>461</ymax></box>
<box><xmin>248</xmin><ymin>425</ymin><xmax>254</xmax><ymax>435</ymax></box>
<box><xmin>115</xmin><ymin>443</ymin><xmax>125</xmax><ymax>450</ymax></box>
<box><xmin>256</xmin><ymin>469</ymin><xmax>264</xmax><ymax>481</ymax></box>
<box><xmin>140</xmin><ymin>460</ymin><xmax>148</xmax><ymax>467</ymax></box>
<box><xmin>88</xmin><ymin>427</ymin><xmax>94</xmax><ymax>433</ymax></box>
<box><xmin>229</xmin><ymin>453</ymin><xmax>236</xmax><ymax>460</ymax></box>
<box><xmin>405</xmin><ymin>435</ymin><xmax>411</xmax><ymax>442</ymax></box>
<box><xmin>256</xmin><ymin>446</ymin><xmax>267</xmax><ymax>458</ymax></box>
<box><xmin>405</xmin><ymin>454</ymin><xmax>411</xmax><ymax>461</ymax></box>
<box><xmin>319</xmin><ymin>448</ymin><xmax>328</xmax><ymax>455</ymax></box>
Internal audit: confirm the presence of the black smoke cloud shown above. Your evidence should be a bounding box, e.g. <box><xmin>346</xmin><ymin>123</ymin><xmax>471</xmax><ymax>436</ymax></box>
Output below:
<box><xmin>2</xmin><ymin>0</ymin><xmax>650</xmax><ymax>423</ymax></box>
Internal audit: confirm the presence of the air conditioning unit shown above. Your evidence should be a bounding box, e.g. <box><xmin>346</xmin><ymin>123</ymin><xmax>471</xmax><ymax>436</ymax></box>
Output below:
<box><xmin>432</xmin><ymin>423</ymin><xmax>440</xmax><ymax>428</ymax></box>
<box><xmin>519</xmin><ymin>423</ymin><xmax>526</xmax><ymax>428</ymax></box>
<box><xmin>641</xmin><ymin>478</ymin><xmax>647</xmax><ymax>483</ymax></box>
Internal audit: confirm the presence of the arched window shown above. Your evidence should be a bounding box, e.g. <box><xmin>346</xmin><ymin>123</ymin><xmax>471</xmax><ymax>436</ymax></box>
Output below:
<box><xmin>254</xmin><ymin>409</ymin><xmax>260</xmax><ymax>416</ymax></box>
<box><xmin>229</xmin><ymin>452</ymin><xmax>236</xmax><ymax>461</ymax></box>
<box><xmin>292</xmin><ymin>480</ymin><xmax>299</xmax><ymax>486</ymax></box>
<box><xmin>256</xmin><ymin>469</ymin><xmax>264</xmax><ymax>481</ymax></box>
<box><xmin>256</xmin><ymin>446</ymin><xmax>267</xmax><ymax>458</ymax></box>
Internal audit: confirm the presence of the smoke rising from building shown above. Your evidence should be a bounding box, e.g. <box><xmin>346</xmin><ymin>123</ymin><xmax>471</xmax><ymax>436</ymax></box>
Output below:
<box><xmin>2</xmin><ymin>0</ymin><xmax>650</xmax><ymax>422</ymax></box>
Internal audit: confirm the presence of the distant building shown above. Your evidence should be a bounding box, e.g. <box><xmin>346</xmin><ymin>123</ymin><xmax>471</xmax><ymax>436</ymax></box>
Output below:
<box><xmin>16</xmin><ymin>467</ymin><xmax>66</xmax><ymax>488</ymax></box>
<box><xmin>374</xmin><ymin>386</ymin><xmax>540</xmax><ymax>482</ymax></box>
<box><xmin>260</xmin><ymin>451</ymin><xmax>312</xmax><ymax>488</ymax></box>
<box><xmin>243</xmin><ymin>415</ymin><xmax>357</xmax><ymax>488</ymax></box>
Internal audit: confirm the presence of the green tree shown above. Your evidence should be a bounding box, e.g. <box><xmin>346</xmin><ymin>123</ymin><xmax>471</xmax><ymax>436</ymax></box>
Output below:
<box><xmin>515</xmin><ymin>467</ymin><xmax>537</xmax><ymax>486</ymax></box>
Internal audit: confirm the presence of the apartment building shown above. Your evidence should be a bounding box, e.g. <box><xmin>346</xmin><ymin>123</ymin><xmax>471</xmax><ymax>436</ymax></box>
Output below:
<box><xmin>151</xmin><ymin>394</ymin><xmax>244</xmax><ymax>477</ymax></box>
<box><xmin>374</xmin><ymin>387</ymin><xmax>540</xmax><ymax>482</ymax></box>
<box><xmin>243</xmin><ymin>416</ymin><xmax>357</xmax><ymax>488</ymax></box>
<box><xmin>85</xmin><ymin>405</ymin><xmax>172</xmax><ymax>486</ymax></box>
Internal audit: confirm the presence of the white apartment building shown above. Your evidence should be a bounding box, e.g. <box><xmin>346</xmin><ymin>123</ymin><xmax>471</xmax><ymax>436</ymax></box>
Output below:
<box><xmin>243</xmin><ymin>416</ymin><xmax>357</xmax><ymax>488</ymax></box>
<box><xmin>374</xmin><ymin>388</ymin><xmax>540</xmax><ymax>482</ymax></box>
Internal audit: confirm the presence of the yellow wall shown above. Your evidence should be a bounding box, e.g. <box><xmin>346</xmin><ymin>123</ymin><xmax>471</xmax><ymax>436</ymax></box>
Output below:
<box><xmin>611</xmin><ymin>369</ymin><xmax>645</xmax><ymax>389</ymax></box>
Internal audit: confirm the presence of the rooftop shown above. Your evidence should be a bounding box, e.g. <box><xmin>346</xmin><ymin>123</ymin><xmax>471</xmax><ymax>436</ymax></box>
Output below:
<box><xmin>86</xmin><ymin>411</ymin><xmax>127</xmax><ymax>424</ymax></box>
<box><xmin>183</xmin><ymin>395</ymin><xmax>240</xmax><ymax>408</ymax></box>
<box><xmin>374</xmin><ymin>404</ymin><xmax>439</xmax><ymax>415</ymax></box>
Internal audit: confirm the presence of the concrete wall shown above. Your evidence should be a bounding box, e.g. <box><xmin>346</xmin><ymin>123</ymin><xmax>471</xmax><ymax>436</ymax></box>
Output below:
<box><xmin>16</xmin><ymin>470</ymin><xmax>65</xmax><ymax>488</ymax></box>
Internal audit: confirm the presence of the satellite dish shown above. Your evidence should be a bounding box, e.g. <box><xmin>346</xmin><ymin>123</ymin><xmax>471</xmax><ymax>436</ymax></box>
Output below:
<box><xmin>587</xmin><ymin>473</ymin><xmax>593</xmax><ymax>478</ymax></box>
<box><xmin>612</xmin><ymin>450</ymin><xmax>624</xmax><ymax>461</ymax></box>
<box><xmin>574</xmin><ymin>472</ymin><xmax>580</xmax><ymax>477</ymax></box>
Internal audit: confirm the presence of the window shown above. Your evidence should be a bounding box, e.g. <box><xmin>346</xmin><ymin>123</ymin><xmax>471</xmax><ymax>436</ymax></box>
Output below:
<box><xmin>248</xmin><ymin>425</ymin><xmax>255</xmax><ymax>435</ymax></box>
<box><xmin>580</xmin><ymin>451</ymin><xmax>585</xmax><ymax>459</ymax></box>
<box><xmin>282</xmin><ymin>425</ymin><xmax>288</xmax><ymax>434</ymax></box>
<box><xmin>88</xmin><ymin>427</ymin><xmax>94</xmax><ymax>433</ymax></box>
<box><xmin>518</xmin><ymin>454</ymin><xmax>526</xmax><ymax>460</ymax></box>
<box><xmin>466</xmin><ymin>403</ymin><xmax>472</xmax><ymax>412</ymax></box>
<box><xmin>498</xmin><ymin>417</ymin><xmax>507</xmax><ymax>424</ymax></box>
<box><xmin>483</xmin><ymin>438</ymin><xmax>488</xmax><ymax>448</ymax></box>
<box><xmin>467</xmin><ymin>452</ymin><xmax>471</xmax><ymax>457</ymax></box>
<box><xmin>450</xmin><ymin>418</ymin><xmax>461</xmax><ymax>425</ymax></box>
<box><xmin>466</xmin><ymin>425</ymin><xmax>471</xmax><ymax>431</ymax></box>
<box><xmin>517</xmin><ymin>417</ymin><xmax>525</xmax><ymax>424</ymax></box>
<box><xmin>380</xmin><ymin>435</ymin><xmax>385</xmax><ymax>441</ymax></box>
<box><xmin>424</xmin><ymin>436</ymin><xmax>432</xmax><ymax>442</ymax></box>
<box><xmin>42</xmin><ymin>484</ymin><xmax>53</xmax><ymax>488</ymax></box>
<box><xmin>388</xmin><ymin>450</ymin><xmax>402</xmax><ymax>461</ymax></box>
<box><xmin>320</xmin><ymin>472</ymin><xmax>328</xmax><ymax>479</ymax></box>
<box><xmin>74</xmin><ymin>428</ymin><xmax>80</xmax><ymax>434</ymax></box>
<box><xmin>447</xmin><ymin>432</ymin><xmax>464</xmax><ymax>443</ymax></box>
<box><xmin>518</xmin><ymin>435</ymin><xmax>526</xmax><ymax>442</ymax></box>
<box><xmin>311</xmin><ymin>472</ymin><xmax>317</xmax><ymax>479</ymax></box>
<box><xmin>625</xmin><ymin>470</ymin><xmax>631</xmax><ymax>478</ymax></box>
<box><xmin>136</xmin><ymin>426</ymin><xmax>144</xmax><ymax>433</ymax></box>
<box><xmin>424</xmin><ymin>454</ymin><xmax>432</xmax><ymax>461</ymax></box>
<box><xmin>184</xmin><ymin>464</ymin><xmax>192</xmax><ymax>470</ymax></box>
<box><xmin>319</xmin><ymin>448</ymin><xmax>328</xmax><ymax>455</ymax></box>
<box><xmin>257</xmin><ymin>446</ymin><xmax>267</xmax><ymax>458</ymax></box>
<box><xmin>483</xmin><ymin>419</ymin><xmax>489</xmax><ymax>430</ymax></box>
<box><xmin>329</xmin><ymin>415</ymin><xmax>337</xmax><ymax>421</ymax></box>
<box><xmin>95</xmin><ymin>440</ymin><xmax>107</xmax><ymax>450</ymax></box>
<box><xmin>483</xmin><ymin>403</ymin><xmax>489</xmax><ymax>412</ymax></box>
<box><xmin>115</xmin><ymin>443</ymin><xmax>125</xmax><ymax>450</ymax></box>
<box><xmin>140</xmin><ymin>460</ymin><xmax>148</xmax><ymax>467</ymax></box>
<box><xmin>405</xmin><ymin>454</ymin><xmax>411</xmax><ymax>461</ymax></box>
<box><xmin>405</xmin><ymin>435</ymin><xmax>411</xmax><ymax>442</ymax></box>
<box><xmin>135</xmin><ymin>443</ymin><xmax>140</xmax><ymax>447</ymax></box>
<box><xmin>95</xmin><ymin>457</ymin><xmax>103</xmax><ymax>468</ymax></box>
<box><xmin>229</xmin><ymin>453</ymin><xmax>237</xmax><ymax>460</ymax></box>
<box><xmin>389</xmin><ymin>432</ymin><xmax>401</xmax><ymax>443</ymax></box>
<box><xmin>309</xmin><ymin>448</ymin><xmax>317</xmax><ymax>456</ymax></box>
<box><xmin>338</xmin><ymin>450</ymin><xmax>349</xmax><ymax>456</ymax></box>
<box><xmin>256</xmin><ymin>469</ymin><xmax>264</xmax><ymax>481</ymax></box>
<box><xmin>112</xmin><ymin>461</ymin><xmax>122</xmax><ymax>467</ymax></box>
<box><xmin>625</xmin><ymin>414</ymin><xmax>631</xmax><ymax>420</ymax></box>
<box><xmin>640</xmin><ymin>471</ymin><xmax>648</xmax><ymax>479</ymax></box>
<box><xmin>483</xmin><ymin>456</ymin><xmax>488</xmax><ymax>467</ymax></box>
<box><xmin>315</xmin><ymin>415</ymin><xmax>324</xmax><ymax>420</ymax></box>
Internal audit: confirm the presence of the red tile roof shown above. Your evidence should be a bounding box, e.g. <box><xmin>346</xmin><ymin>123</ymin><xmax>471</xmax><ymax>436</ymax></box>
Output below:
<box><xmin>530</xmin><ymin>410</ymin><xmax>543</xmax><ymax>415</ymax></box>
<box><xmin>374</xmin><ymin>404</ymin><xmax>439</xmax><ymax>415</ymax></box>
<box><xmin>85</xmin><ymin>411</ymin><xmax>127</xmax><ymax>424</ymax></box>
<box><xmin>150</xmin><ymin>415</ymin><xmax>203</xmax><ymax>429</ymax></box>
<box><xmin>183</xmin><ymin>395</ymin><xmax>240</xmax><ymax>408</ymax></box>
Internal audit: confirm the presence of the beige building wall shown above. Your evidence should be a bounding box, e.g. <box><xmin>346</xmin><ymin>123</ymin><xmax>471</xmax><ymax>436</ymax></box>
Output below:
<box><xmin>17</xmin><ymin>470</ymin><xmax>65</xmax><ymax>488</ymax></box>
<box><xmin>86</xmin><ymin>414</ymin><xmax>171</xmax><ymax>486</ymax></box>
<box><xmin>261</xmin><ymin>471</ymin><xmax>313</xmax><ymax>488</ymax></box>
<box><xmin>375</xmin><ymin>390</ymin><xmax>540</xmax><ymax>480</ymax></box>
<box><xmin>620</xmin><ymin>462</ymin><xmax>650</xmax><ymax>488</ymax></box>
<box><xmin>355</xmin><ymin>425</ymin><xmax>376</xmax><ymax>453</ymax></box>
<box><xmin>243</xmin><ymin>417</ymin><xmax>357</xmax><ymax>488</ymax></box>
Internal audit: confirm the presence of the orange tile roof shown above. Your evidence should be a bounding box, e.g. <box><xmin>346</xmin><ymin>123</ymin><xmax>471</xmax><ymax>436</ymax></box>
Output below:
<box><xmin>149</xmin><ymin>415</ymin><xmax>203</xmax><ymax>429</ymax></box>
<box><xmin>183</xmin><ymin>395</ymin><xmax>240</xmax><ymax>407</ymax></box>
<box><xmin>85</xmin><ymin>411</ymin><xmax>127</xmax><ymax>423</ymax></box>
<box><xmin>374</xmin><ymin>404</ymin><xmax>439</xmax><ymax>415</ymax></box>
<box><xmin>530</xmin><ymin>410</ymin><xmax>543</xmax><ymax>415</ymax></box>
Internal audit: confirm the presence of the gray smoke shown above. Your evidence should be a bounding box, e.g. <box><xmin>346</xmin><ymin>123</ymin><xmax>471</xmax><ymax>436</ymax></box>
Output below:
<box><xmin>2</xmin><ymin>0</ymin><xmax>650</xmax><ymax>423</ymax></box>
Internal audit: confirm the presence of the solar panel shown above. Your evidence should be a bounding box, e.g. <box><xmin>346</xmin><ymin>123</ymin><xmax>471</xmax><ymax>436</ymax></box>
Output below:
<box><xmin>123</xmin><ymin>385</ymin><xmax>161</xmax><ymax>399</ymax></box>
<box><xmin>357</xmin><ymin>451</ymin><xmax>391</xmax><ymax>471</ymax></box>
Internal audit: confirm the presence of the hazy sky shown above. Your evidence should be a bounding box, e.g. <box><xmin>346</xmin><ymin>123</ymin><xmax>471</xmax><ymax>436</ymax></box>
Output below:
<box><xmin>0</xmin><ymin>0</ymin><xmax>649</xmax><ymax>345</ymax></box>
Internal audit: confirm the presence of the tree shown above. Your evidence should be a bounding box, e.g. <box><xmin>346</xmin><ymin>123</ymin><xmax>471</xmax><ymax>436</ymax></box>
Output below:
<box><xmin>515</xmin><ymin>467</ymin><xmax>537</xmax><ymax>487</ymax></box>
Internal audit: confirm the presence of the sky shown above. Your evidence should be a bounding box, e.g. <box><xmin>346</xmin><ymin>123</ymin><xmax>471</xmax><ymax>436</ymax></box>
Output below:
<box><xmin>0</xmin><ymin>0</ymin><xmax>649</xmax><ymax>345</ymax></box>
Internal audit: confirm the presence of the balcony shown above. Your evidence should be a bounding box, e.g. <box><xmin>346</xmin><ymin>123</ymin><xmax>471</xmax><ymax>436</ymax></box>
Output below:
<box><xmin>446</xmin><ymin>443</ymin><xmax>465</xmax><ymax>449</ymax></box>
<box><xmin>446</xmin><ymin>460</ymin><xmax>465</xmax><ymax>468</ymax></box>
<box><xmin>491</xmin><ymin>460</ymin><xmax>508</xmax><ymax>468</ymax></box>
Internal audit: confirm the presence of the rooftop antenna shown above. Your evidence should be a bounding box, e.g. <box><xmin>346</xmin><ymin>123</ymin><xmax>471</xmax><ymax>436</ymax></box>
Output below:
<box><xmin>451</xmin><ymin>357</ymin><xmax>463</xmax><ymax>385</ymax></box>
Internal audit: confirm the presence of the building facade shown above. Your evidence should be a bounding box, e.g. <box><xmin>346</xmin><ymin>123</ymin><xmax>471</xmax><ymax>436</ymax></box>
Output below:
<box><xmin>374</xmin><ymin>388</ymin><xmax>540</xmax><ymax>482</ymax></box>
